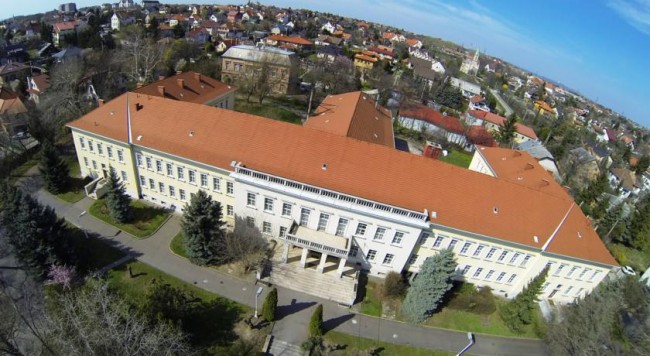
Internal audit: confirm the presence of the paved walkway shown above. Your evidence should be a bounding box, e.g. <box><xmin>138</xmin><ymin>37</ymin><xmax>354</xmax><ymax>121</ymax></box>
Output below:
<box><xmin>489</xmin><ymin>88</ymin><xmax>514</xmax><ymax>117</ymax></box>
<box><xmin>21</xmin><ymin>168</ymin><xmax>547</xmax><ymax>356</ymax></box>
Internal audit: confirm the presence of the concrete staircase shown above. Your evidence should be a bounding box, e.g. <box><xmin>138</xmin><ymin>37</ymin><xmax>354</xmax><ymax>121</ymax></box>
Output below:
<box><xmin>267</xmin><ymin>337</ymin><xmax>304</xmax><ymax>356</ymax></box>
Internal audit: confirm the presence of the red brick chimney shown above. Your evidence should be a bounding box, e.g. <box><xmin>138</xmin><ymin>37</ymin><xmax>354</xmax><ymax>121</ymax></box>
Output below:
<box><xmin>136</xmin><ymin>82</ymin><xmax>143</xmax><ymax>88</ymax></box>
<box><xmin>194</xmin><ymin>72</ymin><xmax>201</xmax><ymax>82</ymax></box>
<box><xmin>98</xmin><ymin>99</ymin><xmax>105</xmax><ymax>106</ymax></box>
<box><xmin>157</xmin><ymin>85</ymin><xmax>165</xmax><ymax>96</ymax></box>
<box><xmin>177</xmin><ymin>79</ymin><xmax>184</xmax><ymax>89</ymax></box>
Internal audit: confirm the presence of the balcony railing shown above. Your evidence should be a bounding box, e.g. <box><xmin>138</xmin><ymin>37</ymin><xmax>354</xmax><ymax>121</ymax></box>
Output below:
<box><xmin>281</xmin><ymin>233</ymin><xmax>349</xmax><ymax>259</ymax></box>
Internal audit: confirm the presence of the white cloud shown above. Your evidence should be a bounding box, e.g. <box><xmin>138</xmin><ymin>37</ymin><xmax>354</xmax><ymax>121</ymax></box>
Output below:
<box><xmin>608</xmin><ymin>0</ymin><xmax>650</xmax><ymax>35</ymax></box>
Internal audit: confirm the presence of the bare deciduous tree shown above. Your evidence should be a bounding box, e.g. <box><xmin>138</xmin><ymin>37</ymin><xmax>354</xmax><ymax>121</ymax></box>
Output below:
<box><xmin>226</xmin><ymin>217</ymin><xmax>268</xmax><ymax>274</ymax></box>
<box><xmin>114</xmin><ymin>26</ymin><xmax>166</xmax><ymax>85</ymax></box>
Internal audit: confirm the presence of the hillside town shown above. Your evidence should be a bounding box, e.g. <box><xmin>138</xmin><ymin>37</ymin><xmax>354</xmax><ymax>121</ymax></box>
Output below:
<box><xmin>1</xmin><ymin>1</ymin><xmax>649</xmax><ymax>355</ymax></box>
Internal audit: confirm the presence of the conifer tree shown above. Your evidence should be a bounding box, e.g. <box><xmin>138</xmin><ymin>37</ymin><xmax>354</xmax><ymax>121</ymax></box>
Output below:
<box><xmin>401</xmin><ymin>248</ymin><xmax>457</xmax><ymax>323</ymax></box>
<box><xmin>181</xmin><ymin>189</ymin><xmax>226</xmax><ymax>266</ymax></box>
<box><xmin>500</xmin><ymin>266</ymin><xmax>549</xmax><ymax>333</ymax></box>
<box><xmin>262</xmin><ymin>288</ymin><xmax>278</xmax><ymax>322</ymax></box>
<box><xmin>496</xmin><ymin>115</ymin><xmax>518</xmax><ymax>148</ymax></box>
<box><xmin>39</xmin><ymin>141</ymin><xmax>69</xmax><ymax>194</ymax></box>
<box><xmin>105</xmin><ymin>168</ymin><xmax>132</xmax><ymax>223</ymax></box>
<box><xmin>309</xmin><ymin>304</ymin><xmax>323</xmax><ymax>337</ymax></box>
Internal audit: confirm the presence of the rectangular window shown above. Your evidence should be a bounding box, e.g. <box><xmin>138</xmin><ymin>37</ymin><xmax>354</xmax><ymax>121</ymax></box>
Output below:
<box><xmin>486</xmin><ymin>248</ymin><xmax>497</xmax><ymax>259</ymax></box>
<box><xmin>156</xmin><ymin>160</ymin><xmax>162</xmax><ymax>173</ymax></box>
<box><xmin>282</xmin><ymin>203</ymin><xmax>292</xmax><ymax>217</ymax></box>
<box><xmin>246</xmin><ymin>216</ymin><xmax>255</xmax><ymax>227</ymax></box>
<box><xmin>166</xmin><ymin>163</ymin><xmax>173</xmax><ymax>176</ymax></box>
<box><xmin>391</xmin><ymin>231</ymin><xmax>404</xmax><ymax>245</ymax></box>
<box><xmin>382</xmin><ymin>254</ymin><xmax>394</xmax><ymax>265</ymax></box>
<box><xmin>84</xmin><ymin>157</ymin><xmax>89</xmax><ymax>167</ymax></box>
<box><xmin>520</xmin><ymin>255</ymin><xmax>532</xmax><ymax>267</ymax></box>
<box><xmin>497</xmin><ymin>251</ymin><xmax>508</xmax><ymax>263</ymax></box>
<box><xmin>496</xmin><ymin>272</ymin><xmax>506</xmax><ymax>282</ymax></box>
<box><xmin>567</xmin><ymin>266</ymin><xmax>579</xmax><ymax>278</ymax></box>
<box><xmin>97</xmin><ymin>143</ymin><xmax>103</xmax><ymax>155</ymax></box>
<box><xmin>169</xmin><ymin>186</ymin><xmax>175</xmax><ymax>197</ymax></box>
<box><xmin>485</xmin><ymin>270</ymin><xmax>495</xmax><ymax>280</ymax></box>
<box><xmin>373</xmin><ymin>227</ymin><xmax>386</xmax><ymax>241</ymax></box>
<box><xmin>146</xmin><ymin>157</ymin><xmax>152</xmax><ymax>169</ymax></box>
<box><xmin>226</xmin><ymin>205</ymin><xmax>233</xmax><ymax>216</ymax></box>
<box><xmin>139</xmin><ymin>175</ymin><xmax>146</xmax><ymax>185</ymax></box>
<box><xmin>92</xmin><ymin>160</ymin><xmax>97</xmax><ymax>169</ymax></box>
<box><xmin>554</xmin><ymin>264</ymin><xmax>566</xmax><ymax>276</ymax></box>
<box><xmin>576</xmin><ymin>288</ymin><xmax>584</xmax><ymax>297</ymax></box>
<box><xmin>299</xmin><ymin>208</ymin><xmax>310</xmax><ymax>226</ymax></box>
<box><xmin>473</xmin><ymin>267</ymin><xmax>483</xmax><ymax>278</ymax></box>
<box><xmin>508</xmin><ymin>253</ymin><xmax>521</xmax><ymax>265</ymax></box>
<box><xmin>335</xmin><ymin>218</ymin><xmax>348</xmax><ymax>236</ymax></box>
<box><xmin>212</xmin><ymin>177</ymin><xmax>220</xmax><ymax>191</ymax></box>
<box><xmin>564</xmin><ymin>286</ymin><xmax>573</xmax><ymax>295</ymax></box>
<box><xmin>136</xmin><ymin>153</ymin><xmax>142</xmax><ymax>166</ymax></box>
<box><xmin>263</xmin><ymin>222</ymin><xmax>272</xmax><ymax>234</ymax></box>
<box><xmin>589</xmin><ymin>271</ymin><xmax>600</xmax><ymax>282</ymax></box>
<box><xmin>107</xmin><ymin>146</ymin><xmax>113</xmax><ymax>159</ymax></box>
<box><xmin>200</xmin><ymin>173</ymin><xmax>208</xmax><ymax>187</ymax></box>
<box><xmin>79</xmin><ymin>137</ymin><xmax>85</xmax><ymax>149</ymax></box>
<box><xmin>350</xmin><ymin>245</ymin><xmax>359</xmax><ymax>257</ymax></box>
<box><xmin>117</xmin><ymin>150</ymin><xmax>124</xmax><ymax>163</ymax></box>
<box><xmin>460</xmin><ymin>242</ymin><xmax>471</xmax><ymax>255</ymax></box>
<box><xmin>247</xmin><ymin>192</ymin><xmax>256</xmax><ymax>207</ymax></box>
<box><xmin>578</xmin><ymin>268</ymin><xmax>590</xmax><ymax>280</ymax></box>
<box><xmin>121</xmin><ymin>171</ymin><xmax>127</xmax><ymax>182</ymax></box>
<box><xmin>355</xmin><ymin>223</ymin><xmax>367</xmax><ymax>236</ymax></box>
<box><xmin>418</xmin><ymin>232</ymin><xmax>430</xmax><ymax>245</ymax></box>
<box><xmin>461</xmin><ymin>265</ymin><xmax>471</xmax><ymax>275</ymax></box>
<box><xmin>448</xmin><ymin>239</ymin><xmax>458</xmax><ymax>251</ymax></box>
<box><xmin>88</xmin><ymin>141</ymin><xmax>94</xmax><ymax>152</ymax></box>
<box><xmin>433</xmin><ymin>236</ymin><xmax>444</xmax><ymax>248</ymax></box>
<box><xmin>507</xmin><ymin>274</ymin><xmax>517</xmax><ymax>284</ymax></box>
<box><xmin>366</xmin><ymin>249</ymin><xmax>377</xmax><ymax>261</ymax></box>
<box><xmin>158</xmin><ymin>182</ymin><xmax>164</xmax><ymax>193</ymax></box>
<box><xmin>149</xmin><ymin>178</ymin><xmax>155</xmax><ymax>189</ymax></box>
<box><xmin>317</xmin><ymin>213</ymin><xmax>329</xmax><ymax>231</ymax></box>
<box><xmin>188</xmin><ymin>170</ymin><xmax>196</xmax><ymax>183</ymax></box>
<box><xmin>407</xmin><ymin>254</ymin><xmax>418</xmax><ymax>265</ymax></box>
<box><xmin>279</xmin><ymin>226</ymin><xmax>287</xmax><ymax>237</ymax></box>
<box><xmin>179</xmin><ymin>189</ymin><xmax>186</xmax><ymax>201</ymax></box>
<box><xmin>177</xmin><ymin>167</ymin><xmax>184</xmax><ymax>180</ymax></box>
<box><xmin>264</xmin><ymin>197</ymin><xmax>274</xmax><ymax>212</ymax></box>
<box><xmin>473</xmin><ymin>245</ymin><xmax>485</xmax><ymax>257</ymax></box>
<box><xmin>226</xmin><ymin>182</ymin><xmax>234</xmax><ymax>194</ymax></box>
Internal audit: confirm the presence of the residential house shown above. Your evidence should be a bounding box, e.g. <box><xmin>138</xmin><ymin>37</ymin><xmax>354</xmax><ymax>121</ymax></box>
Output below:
<box><xmin>186</xmin><ymin>28</ymin><xmax>211</xmax><ymax>44</ymax></box>
<box><xmin>366</xmin><ymin>46</ymin><xmax>394</xmax><ymax>61</ymax></box>
<box><xmin>608</xmin><ymin>167</ymin><xmax>641</xmax><ymax>200</ymax></box>
<box><xmin>220</xmin><ymin>45</ymin><xmax>300</xmax><ymax>95</ymax></box>
<box><xmin>133</xmin><ymin>71</ymin><xmax>236</xmax><ymax>109</ymax></box>
<box><xmin>450</xmin><ymin>77</ymin><xmax>481</xmax><ymax>98</ymax></box>
<box><xmin>405</xmin><ymin>38</ymin><xmax>422</xmax><ymax>49</ymax></box>
<box><xmin>227</xmin><ymin>10</ymin><xmax>242</xmax><ymax>23</ymax></box>
<box><xmin>410</xmin><ymin>57</ymin><xmax>443</xmax><ymax>89</ymax></box>
<box><xmin>399</xmin><ymin>104</ymin><xmax>467</xmax><ymax>147</ymax></box>
<box><xmin>565</xmin><ymin>147</ymin><xmax>600</xmax><ymax>187</ymax></box>
<box><xmin>465</xmin><ymin>110</ymin><xmax>538</xmax><ymax>144</ymax></box>
<box><xmin>1</xmin><ymin>44</ymin><xmax>28</xmax><ymax>64</ymax></box>
<box><xmin>118</xmin><ymin>0</ymin><xmax>135</xmax><ymax>8</ymax></box>
<box><xmin>585</xmin><ymin>141</ymin><xmax>613</xmax><ymax>169</ymax></box>
<box><xmin>0</xmin><ymin>62</ymin><xmax>30</xmax><ymax>85</ymax></box>
<box><xmin>263</xmin><ymin>35</ymin><xmax>313</xmax><ymax>52</ymax></box>
<box><xmin>316</xmin><ymin>46</ymin><xmax>344</xmax><ymax>62</ymax></box>
<box><xmin>26</xmin><ymin>73</ymin><xmax>51</xmax><ymax>105</ymax></box>
<box><xmin>315</xmin><ymin>34</ymin><xmax>343</xmax><ymax>47</ymax></box>
<box><xmin>321</xmin><ymin>21</ymin><xmax>336</xmax><ymax>34</ymax></box>
<box><xmin>382</xmin><ymin>31</ymin><xmax>405</xmax><ymax>42</ymax></box>
<box><xmin>111</xmin><ymin>12</ymin><xmax>135</xmax><ymax>31</ymax></box>
<box><xmin>0</xmin><ymin>86</ymin><xmax>28</xmax><ymax>135</ymax></box>
<box><xmin>52</xmin><ymin>46</ymin><xmax>84</xmax><ymax>63</ymax></box>
<box><xmin>469</xmin><ymin>96</ymin><xmax>489</xmax><ymax>112</ymax></box>
<box><xmin>534</xmin><ymin>100</ymin><xmax>558</xmax><ymax>118</ymax></box>
<box><xmin>515</xmin><ymin>140</ymin><xmax>560</xmax><ymax>179</ymax></box>
<box><xmin>353</xmin><ymin>52</ymin><xmax>378</xmax><ymax>72</ymax></box>
<box><xmin>66</xmin><ymin>92</ymin><xmax>618</xmax><ymax>305</ymax></box>
<box><xmin>53</xmin><ymin>20</ymin><xmax>86</xmax><ymax>47</ymax></box>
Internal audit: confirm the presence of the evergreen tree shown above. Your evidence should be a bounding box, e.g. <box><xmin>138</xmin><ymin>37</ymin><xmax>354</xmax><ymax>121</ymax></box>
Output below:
<box><xmin>401</xmin><ymin>249</ymin><xmax>457</xmax><ymax>323</ymax></box>
<box><xmin>622</xmin><ymin>196</ymin><xmax>650</xmax><ymax>250</ymax></box>
<box><xmin>181</xmin><ymin>189</ymin><xmax>226</xmax><ymax>266</ymax></box>
<box><xmin>499</xmin><ymin>266</ymin><xmax>549</xmax><ymax>333</ymax></box>
<box><xmin>309</xmin><ymin>304</ymin><xmax>323</xmax><ymax>337</ymax></box>
<box><xmin>496</xmin><ymin>115</ymin><xmax>518</xmax><ymax>148</ymax></box>
<box><xmin>262</xmin><ymin>288</ymin><xmax>278</xmax><ymax>322</ymax></box>
<box><xmin>40</xmin><ymin>22</ymin><xmax>53</xmax><ymax>43</ymax></box>
<box><xmin>39</xmin><ymin>141</ymin><xmax>69</xmax><ymax>194</ymax></box>
<box><xmin>105</xmin><ymin>168</ymin><xmax>132</xmax><ymax>223</ymax></box>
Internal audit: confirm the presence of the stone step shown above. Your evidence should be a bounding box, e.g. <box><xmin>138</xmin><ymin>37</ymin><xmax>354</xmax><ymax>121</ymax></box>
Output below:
<box><xmin>268</xmin><ymin>338</ymin><xmax>304</xmax><ymax>356</ymax></box>
<box><xmin>269</xmin><ymin>262</ymin><xmax>357</xmax><ymax>305</ymax></box>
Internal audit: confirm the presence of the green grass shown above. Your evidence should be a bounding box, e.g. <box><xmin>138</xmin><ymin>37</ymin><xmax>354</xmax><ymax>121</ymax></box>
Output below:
<box><xmin>608</xmin><ymin>243</ymin><xmax>650</xmax><ymax>272</ymax></box>
<box><xmin>89</xmin><ymin>199</ymin><xmax>170</xmax><ymax>238</ymax></box>
<box><xmin>439</xmin><ymin>149</ymin><xmax>473</xmax><ymax>168</ymax></box>
<box><xmin>170</xmin><ymin>231</ymin><xmax>188</xmax><ymax>258</ymax></box>
<box><xmin>359</xmin><ymin>280</ymin><xmax>382</xmax><ymax>317</ymax></box>
<box><xmin>8</xmin><ymin>157</ymin><xmax>39</xmax><ymax>183</ymax></box>
<box><xmin>234</xmin><ymin>98</ymin><xmax>302</xmax><ymax>124</ymax></box>
<box><xmin>55</xmin><ymin>156</ymin><xmax>90</xmax><ymax>203</ymax></box>
<box><xmin>324</xmin><ymin>331</ymin><xmax>453</xmax><ymax>356</ymax></box>
<box><xmin>66</xmin><ymin>222</ymin><xmax>126</xmax><ymax>273</ymax></box>
<box><xmin>107</xmin><ymin>260</ymin><xmax>249</xmax><ymax>347</ymax></box>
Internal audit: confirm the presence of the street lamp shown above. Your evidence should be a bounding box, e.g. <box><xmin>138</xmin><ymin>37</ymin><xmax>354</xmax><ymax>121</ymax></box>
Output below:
<box><xmin>78</xmin><ymin>211</ymin><xmax>89</xmax><ymax>239</ymax></box>
<box><xmin>456</xmin><ymin>332</ymin><xmax>474</xmax><ymax>356</ymax></box>
<box><xmin>254</xmin><ymin>286</ymin><xmax>264</xmax><ymax>319</ymax></box>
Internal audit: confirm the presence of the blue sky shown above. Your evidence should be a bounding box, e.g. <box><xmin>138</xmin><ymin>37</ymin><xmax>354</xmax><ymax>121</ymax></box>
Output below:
<box><xmin>3</xmin><ymin>1</ymin><xmax>649</xmax><ymax>127</ymax></box>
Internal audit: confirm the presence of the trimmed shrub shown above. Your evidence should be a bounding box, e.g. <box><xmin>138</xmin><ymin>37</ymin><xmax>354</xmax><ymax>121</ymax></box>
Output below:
<box><xmin>382</xmin><ymin>272</ymin><xmax>407</xmax><ymax>298</ymax></box>
<box><xmin>309</xmin><ymin>304</ymin><xmax>323</xmax><ymax>337</ymax></box>
<box><xmin>262</xmin><ymin>288</ymin><xmax>278</xmax><ymax>322</ymax></box>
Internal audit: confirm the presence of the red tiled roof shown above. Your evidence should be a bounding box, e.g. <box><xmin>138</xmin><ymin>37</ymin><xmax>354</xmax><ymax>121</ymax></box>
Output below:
<box><xmin>405</xmin><ymin>38</ymin><xmax>420</xmax><ymax>46</ymax></box>
<box><xmin>466</xmin><ymin>125</ymin><xmax>496</xmax><ymax>147</ymax></box>
<box><xmin>66</xmin><ymin>93</ymin><xmax>617</xmax><ymax>266</ymax></box>
<box><xmin>470</xmin><ymin>95</ymin><xmax>485</xmax><ymax>103</ymax></box>
<box><xmin>400</xmin><ymin>104</ymin><xmax>465</xmax><ymax>134</ymax></box>
<box><xmin>132</xmin><ymin>71</ymin><xmax>235</xmax><ymax>105</ymax></box>
<box><xmin>266</xmin><ymin>34</ymin><xmax>313</xmax><ymax>46</ymax></box>
<box><xmin>354</xmin><ymin>54</ymin><xmax>378</xmax><ymax>63</ymax></box>
<box><xmin>53</xmin><ymin>20</ymin><xmax>79</xmax><ymax>32</ymax></box>
<box><xmin>467</xmin><ymin>110</ymin><xmax>538</xmax><ymax>140</ymax></box>
<box><xmin>535</xmin><ymin>100</ymin><xmax>555</xmax><ymax>114</ymax></box>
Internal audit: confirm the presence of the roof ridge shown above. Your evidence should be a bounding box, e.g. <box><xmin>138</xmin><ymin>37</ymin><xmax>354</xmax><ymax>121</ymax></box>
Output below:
<box><xmin>346</xmin><ymin>91</ymin><xmax>364</xmax><ymax>137</ymax></box>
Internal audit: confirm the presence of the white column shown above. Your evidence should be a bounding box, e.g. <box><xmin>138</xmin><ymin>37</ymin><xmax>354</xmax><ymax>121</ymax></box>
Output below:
<box><xmin>336</xmin><ymin>257</ymin><xmax>347</xmax><ymax>277</ymax></box>
<box><xmin>282</xmin><ymin>243</ymin><xmax>289</xmax><ymax>263</ymax></box>
<box><xmin>317</xmin><ymin>253</ymin><xmax>328</xmax><ymax>273</ymax></box>
<box><xmin>299</xmin><ymin>248</ymin><xmax>309</xmax><ymax>268</ymax></box>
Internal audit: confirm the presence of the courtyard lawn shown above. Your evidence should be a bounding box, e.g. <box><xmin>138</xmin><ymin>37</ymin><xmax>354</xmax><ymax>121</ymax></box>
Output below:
<box><xmin>324</xmin><ymin>331</ymin><xmax>453</xmax><ymax>356</ymax></box>
<box><xmin>234</xmin><ymin>98</ymin><xmax>303</xmax><ymax>124</ymax></box>
<box><xmin>439</xmin><ymin>149</ymin><xmax>472</xmax><ymax>168</ymax></box>
<box><xmin>170</xmin><ymin>231</ymin><xmax>188</xmax><ymax>258</ymax></box>
<box><xmin>89</xmin><ymin>199</ymin><xmax>170</xmax><ymax>238</ymax></box>
<box><xmin>55</xmin><ymin>156</ymin><xmax>90</xmax><ymax>203</ymax></box>
<box><xmin>66</xmin><ymin>223</ymin><xmax>126</xmax><ymax>273</ymax></box>
<box><xmin>358</xmin><ymin>279</ymin><xmax>382</xmax><ymax>317</ymax></box>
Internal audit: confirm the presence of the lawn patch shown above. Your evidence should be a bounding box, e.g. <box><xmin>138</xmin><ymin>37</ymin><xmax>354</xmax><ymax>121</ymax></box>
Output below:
<box><xmin>66</xmin><ymin>223</ymin><xmax>126</xmax><ymax>273</ymax></box>
<box><xmin>439</xmin><ymin>149</ymin><xmax>472</xmax><ymax>168</ymax></box>
<box><xmin>324</xmin><ymin>331</ymin><xmax>452</xmax><ymax>356</ymax></box>
<box><xmin>89</xmin><ymin>199</ymin><xmax>170</xmax><ymax>238</ymax></box>
<box><xmin>607</xmin><ymin>243</ymin><xmax>650</xmax><ymax>272</ymax></box>
<box><xmin>358</xmin><ymin>277</ymin><xmax>382</xmax><ymax>317</ymax></box>
<box><xmin>234</xmin><ymin>98</ymin><xmax>302</xmax><ymax>124</ymax></box>
<box><xmin>8</xmin><ymin>157</ymin><xmax>39</xmax><ymax>183</ymax></box>
<box><xmin>170</xmin><ymin>231</ymin><xmax>188</xmax><ymax>258</ymax></box>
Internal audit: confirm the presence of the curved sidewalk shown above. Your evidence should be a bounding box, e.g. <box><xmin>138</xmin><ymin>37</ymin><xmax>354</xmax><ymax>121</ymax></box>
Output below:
<box><xmin>30</xmin><ymin>185</ymin><xmax>547</xmax><ymax>356</ymax></box>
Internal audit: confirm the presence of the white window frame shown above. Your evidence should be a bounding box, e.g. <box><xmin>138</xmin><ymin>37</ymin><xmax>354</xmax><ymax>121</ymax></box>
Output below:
<box><xmin>117</xmin><ymin>150</ymin><xmax>124</xmax><ymax>163</ymax></box>
<box><xmin>355</xmin><ymin>222</ymin><xmax>367</xmax><ymax>236</ymax></box>
<box><xmin>177</xmin><ymin>166</ymin><xmax>184</xmax><ymax>180</ymax></box>
<box><xmin>247</xmin><ymin>192</ymin><xmax>256</xmax><ymax>207</ymax></box>
<box><xmin>282</xmin><ymin>203</ymin><xmax>292</xmax><ymax>217</ymax></box>
<box><xmin>373</xmin><ymin>227</ymin><xmax>386</xmax><ymax>241</ymax></box>
<box><xmin>391</xmin><ymin>231</ymin><xmax>404</xmax><ymax>246</ymax></box>
<box><xmin>335</xmin><ymin>218</ymin><xmax>348</xmax><ymax>237</ymax></box>
<box><xmin>367</xmin><ymin>249</ymin><xmax>377</xmax><ymax>261</ymax></box>
<box><xmin>264</xmin><ymin>197</ymin><xmax>274</xmax><ymax>212</ymax></box>
<box><xmin>317</xmin><ymin>213</ymin><xmax>329</xmax><ymax>231</ymax></box>
<box><xmin>382</xmin><ymin>254</ymin><xmax>394</xmax><ymax>266</ymax></box>
<box><xmin>460</xmin><ymin>242</ymin><xmax>471</xmax><ymax>255</ymax></box>
<box><xmin>473</xmin><ymin>267</ymin><xmax>483</xmax><ymax>278</ymax></box>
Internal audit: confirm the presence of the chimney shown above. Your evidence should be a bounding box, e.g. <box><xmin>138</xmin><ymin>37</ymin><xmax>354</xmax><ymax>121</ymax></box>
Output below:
<box><xmin>194</xmin><ymin>72</ymin><xmax>201</xmax><ymax>82</ymax></box>
<box><xmin>136</xmin><ymin>82</ymin><xmax>143</xmax><ymax>88</ymax></box>
<box><xmin>177</xmin><ymin>79</ymin><xmax>184</xmax><ymax>89</ymax></box>
<box><xmin>98</xmin><ymin>99</ymin><xmax>105</xmax><ymax>106</ymax></box>
<box><xmin>158</xmin><ymin>85</ymin><xmax>165</xmax><ymax>96</ymax></box>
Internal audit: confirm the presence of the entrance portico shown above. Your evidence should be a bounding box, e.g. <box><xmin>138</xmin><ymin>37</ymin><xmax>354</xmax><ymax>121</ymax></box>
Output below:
<box><xmin>281</xmin><ymin>224</ymin><xmax>351</xmax><ymax>277</ymax></box>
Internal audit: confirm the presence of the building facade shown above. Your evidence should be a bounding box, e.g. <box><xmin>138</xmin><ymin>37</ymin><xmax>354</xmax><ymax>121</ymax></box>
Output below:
<box><xmin>67</xmin><ymin>91</ymin><xmax>619</xmax><ymax>305</ymax></box>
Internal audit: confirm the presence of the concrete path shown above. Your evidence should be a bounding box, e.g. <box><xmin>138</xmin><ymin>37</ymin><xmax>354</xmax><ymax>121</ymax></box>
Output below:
<box><xmin>22</xmin><ymin>167</ymin><xmax>547</xmax><ymax>356</ymax></box>
<box><xmin>489</xmin><ymin>88</ymin><xmax>514</xmax><ymax>117</ymax></box>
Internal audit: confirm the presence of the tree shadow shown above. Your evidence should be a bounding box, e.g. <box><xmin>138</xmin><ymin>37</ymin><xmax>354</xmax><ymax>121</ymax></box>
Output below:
<box><xmin>355</xmin><ymin>272</ymin><xmax>370</xmax><ymax>305</ymax></box>
<box><xmin>275</xmin><ymin>299</ymin><xmax>317</xmax><ymax>320</ymax></box>
<box><xmin>182</xmin><ymin>298</ymin><xmax>242</xmax><ymax>347</ymax></box>
<box><xmin>323</xmin><ymin>313</ymin><xmax>355</xmax><ymax>333</ymax></box>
